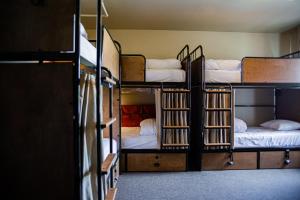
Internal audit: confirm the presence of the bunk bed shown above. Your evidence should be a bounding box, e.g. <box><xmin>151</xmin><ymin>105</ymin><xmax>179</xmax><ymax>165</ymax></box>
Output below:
<box><xmin>120</xmin><ymin>46</ymin><xmax>191</xmax><ymax>172</ymax></box>
<box><xmin>190</xmin><ymin>46</ymin><xmax>300</xmax><ymax>170</ymax></box>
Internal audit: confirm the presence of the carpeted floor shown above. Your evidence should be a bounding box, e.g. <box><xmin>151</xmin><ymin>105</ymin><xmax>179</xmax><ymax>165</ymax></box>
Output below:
<box><xmin>116</xmin><ymin>169</ymin><xmax>300</xmax><ymax>200</ymax></box>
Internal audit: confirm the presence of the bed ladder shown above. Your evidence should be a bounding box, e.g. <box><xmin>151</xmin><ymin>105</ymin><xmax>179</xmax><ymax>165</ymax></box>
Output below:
<box><xmin>160</xmin><ymin>84</ymin><xmax>191</xmax><ymax>150</ymax></box>
<box><xmin>202</xmin><ymin>84</ymin><xmax>234</xmax><ymax>150</ymax></box>
<box><xmin>100</xmin><ymin>67</ymin><xmax>118</xmax><ymax>199</ymax></box>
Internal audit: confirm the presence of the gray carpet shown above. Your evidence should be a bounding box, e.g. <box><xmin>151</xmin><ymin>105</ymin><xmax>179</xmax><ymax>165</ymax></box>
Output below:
<box><xmin>116</xmin><ymin>169</ymin><xmax>300</xmax><ymax>200</ymax></box>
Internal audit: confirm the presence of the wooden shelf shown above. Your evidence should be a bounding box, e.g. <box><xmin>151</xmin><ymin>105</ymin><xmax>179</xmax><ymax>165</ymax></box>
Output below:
<box><xmin>205</xmin><ymin>108</ymin><xmax>231</xmax><ymax>111</ymax></box>
<box><xmin>204</xmin><ymin>143</ymin><xmax>231</xmax><ymax>146</ymax></box>
<box><xmin>101</xmin><ymin>118</ymin><xmax>116</xmax><ymax>129</ymax></box>
<box><xmin>162</xmin><ymin>144</ymin><xmax>189</xmax><ymax>147</ymax></box>
<box><xmin>162</xmin><ymin>89</ymin><xmax>190</xmax><ymax>93</ymax></box>
<box><xmin>204</xmin><ymin>90</ymin><xmax>231</xmax><ymax>93</ymax></box>
<box><xmin>162</xmin><ymin>107</ymin><xmax>190</xmax><ymax>111</ymax></box>
<box><xmin>105</xmin><ymin>188</ymin><xmax>117</xmax><ymax>200</ymax></box>
<box><xmin>204</xmin><ymin>126</ymin><xmax>231</xmax><ymax>129</ymax></box>
<box><xmin>162</xmin><ymin>126</ymin><xmax>189</xmax><ymax>129</ymax></box>
<box><xmin>101</xmin><ymin>153</ymin><xmax>117</xmax><ymax>174</ymax></box>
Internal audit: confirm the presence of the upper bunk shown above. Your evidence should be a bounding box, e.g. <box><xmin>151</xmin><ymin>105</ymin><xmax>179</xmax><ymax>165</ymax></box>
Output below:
<box><xmin>121</xmin><ymin>45</ymin><xmax>190</xmax><ymax>88</ymax></box>
<box><xmin>80</xmin><ymin>26</ymin><xmax>120</xmax><ymax>84</ymax></box>
<box><xmin>190</xmin><ymin>46</ymin><xmax>300</xmax><ymax>88</ymax></box>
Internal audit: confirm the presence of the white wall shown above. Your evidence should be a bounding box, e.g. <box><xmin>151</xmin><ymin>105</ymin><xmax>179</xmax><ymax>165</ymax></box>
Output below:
<box><xmin>87</xmin><ymin>29</ymin><xmax>279</xmax><ymax>59</ymax></box>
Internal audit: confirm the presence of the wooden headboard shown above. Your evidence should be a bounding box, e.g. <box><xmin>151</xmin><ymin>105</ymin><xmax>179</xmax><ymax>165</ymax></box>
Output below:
<box><xmin>121</xmin><ymin>105</ymin><xmax>155</xmax><ymax>127</ymax></box>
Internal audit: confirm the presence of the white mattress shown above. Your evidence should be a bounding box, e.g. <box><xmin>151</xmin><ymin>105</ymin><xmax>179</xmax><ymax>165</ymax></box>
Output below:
<box><xmin>205</xmin><ymin>70</ymin><xmax>241</xmax><ymax>83</ymax></box>
<box><xmin>121</xmin><ymin>127</ymin><xmax>159</xmax><ymax>149</ymax></box>
<box><xmin>80</xmin><ymin>36</ymin><xmax>96</xmax><ymax>67</ymax></box>
<box><xmin>234</xmin><ymin>127</ymin><xmax>300</xmax><ymax>148</ymax></box>
<box><xmin>146</xmin><ymin>69</ymin><xmax>186</xmax><ymax>82</ymax></box>
<box><xmin>103</xmin><ymin>138</ymin><xmax>117</xmax><ymax>159</ymax></box>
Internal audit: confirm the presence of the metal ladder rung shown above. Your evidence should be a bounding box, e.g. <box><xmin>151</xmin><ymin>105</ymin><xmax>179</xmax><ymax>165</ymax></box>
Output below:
<box><xmin>162</xmin><ymin>107</ymin><xmax>190</xmax><ymax>111</ymax></box>
<box><xmin>204</xmin><ymin>125</ymin><xmax>231</xmax><ymax>129</ymax></box>
<box><xmin>204</xmin><ymin>143</ymin><xmax>231</xmax><ymax>146</ymax></box>
<box><xmin>204</xmin><ymin>90</ymin><xmax>231</xmax><ymax>93</ymax></box>
<box><xmin>162</xmin><ymin>143</ymin><xmax>189</xmax><ymax>147</ymax></box>
<box><xmin>162</xmin><ymin>126</ymin><xmax>189</xmax><ymax>129</ymax></box>
<box><xmin>105</xmin><ymin>188</ymin><xmax>117</xmax><ymax>200</ymax></box>
<box><xmin>205</xmin><ymin>108</ymin><xmax>231</xmax><ymax>111</ymax></box>
<box><xmin>162</xmin><ymin>89</ymin><xmax>190</xmax><ymax>93</ymax></box>
<box><xmin>101</xmin><ymin>118</ymin><xmax>116</xmax><ymax>129</ymax></box>
<box><xmin>101</xmin><ymin>153</ymin><xmax>117</xmax><ymax>175</ymax></box>
<box><xmin>102</xmin><ymin>77</ymin><xmax>116</xmax><ymax>85</ymax></box>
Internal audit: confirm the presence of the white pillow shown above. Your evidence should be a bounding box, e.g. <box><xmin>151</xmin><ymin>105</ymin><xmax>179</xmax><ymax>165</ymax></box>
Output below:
<box><xmin>80</xmin><ymin>23</ymin><xmax>88</xmax><ymax>39</ymax></box>
<box><xmin>205</xmin><ymin>59</ymin><xmax>241</xmax><ymax>71</ymax></box>
<box><xmin>260</xmin><ymin>119</ymin><xmax>300</xmax><ymax>131</ymax></box>
<box><xmin>234</xmin><ymin>118</ymin><xmax>247</xmax><ymax>133</ymax></box>
<box><xmin>146</xmin><ymin>59</ymin><xmax>182</xmax><ymax>69</ymax></box>
<box><xmin>140</xmin><ymin>118</ymin><xmax>157</xmax><ymax>136</ymax></box>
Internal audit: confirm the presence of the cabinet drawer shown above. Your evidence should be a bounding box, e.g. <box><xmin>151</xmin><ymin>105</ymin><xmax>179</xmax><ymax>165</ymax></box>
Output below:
<box><xmin>202</xmin><ymin>152</ymin><xmax>257</xmax><ymax>170</ymax></box>
<box><xmin>260</xmin><ymin>151</ymin><xmax>300</xmax><ymax>169</ymax></box>
<box><xmin>127</xmin><ymin>153</ymin><xmax>186</xmax><ymax>172</ymax></box>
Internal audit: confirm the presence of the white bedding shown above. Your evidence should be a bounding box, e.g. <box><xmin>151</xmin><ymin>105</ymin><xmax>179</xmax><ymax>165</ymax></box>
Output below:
<box><xmin>205</xmin><ymin>70</ymin><xmax>241</xmax><ymax>83</ymax></box>
<box><xmin>234</xmin><ymin>127</ymin><xmax>300</xmax><ymax>148</ymax></box>
<box><xmin>146</xmin><ymin>69</ymin><xmax>186</xmax><ymax>82</ymax></box>
<box><xmin>80</xmin><ymin>35</ymin><xmax>96</xmax><ymax>67</ymax></box>
<box><xmin>121</xmin><ymin>127</ymin><xmax>159</xmax><ymax>149</ymax></box>
<box><xmin>103</xmin><ymin>138</ymin><xmax>117</xmax><ymax>159</ymax></box>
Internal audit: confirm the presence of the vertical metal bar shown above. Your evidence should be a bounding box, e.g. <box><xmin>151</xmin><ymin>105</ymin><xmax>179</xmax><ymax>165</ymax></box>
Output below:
<box><xmin>74</xmin><ymin>0</ymin><xmax>81</xmax><ymax>199</ymax></box>
<box><xmin>96</xmin><ymin>0</ymin><xmax>103</xmax><ymax>199</ymax></box>
<box><xmin>160</xmin><ymin>84</ymin><xmax>164</xmax><ymax>149</ymax></box>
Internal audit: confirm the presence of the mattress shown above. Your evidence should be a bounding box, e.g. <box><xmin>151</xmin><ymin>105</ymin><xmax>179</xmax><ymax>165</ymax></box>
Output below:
<box><xmin>103</xmin><ymin>138</ymin><xmax>117</xmax><ymax>159</ymax></box>
<box><xmin>205</xmin><ymin>70</ymin><xmax>241</xmax><ymax>83</ymax></box>
<box><xmin>234</xmin><ymin>127</ymin><xmax>300</xmax><ymax>148</ymax></box>
<box><xmin>80</xmin><ymin>35</ymin><xmax>96</xmax><ymax>67</ymax></box>
<box><xmin>121</xmin><ymin>127</ymin><xmax>159</xmax><ymax>149</ymax></box>
<box><xmin>146</xmin><ymin>69</ymin><xmax>186</xmax><ymax>82</ymax></box>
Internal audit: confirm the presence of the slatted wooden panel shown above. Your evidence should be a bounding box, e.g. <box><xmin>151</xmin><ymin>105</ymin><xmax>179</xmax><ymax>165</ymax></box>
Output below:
<box><xmin>127</xmin><ymin>153</ymin><xmax>186</xmax><ymax>172</ymax></box>
<box><xmin>242</xmin><ymin>58</ymin><xmax>300</xmax><ymax>83</ymax></box>
<box><xmin>0</xmin><ymin>63</ymin><xmax>75</xmax><ymax>200</ymax></box>
<box><xmin>202</xmin><ymin>152</ymin><xmax>257</xmax><ymax>170</ymax></box>
<box><xmin>0</xmin><ymin>0</ymin><xmax>74</xmax><ymax>52</ymax></box>
<box><xmin>102</xmin><ymin>28</ymin><xmax>120</xmax><ymax>80</ymax></box>
<box><xmin>121</xmin><ymin>55</ymin><xmax>145</xmax><ymax>82</ymax></box>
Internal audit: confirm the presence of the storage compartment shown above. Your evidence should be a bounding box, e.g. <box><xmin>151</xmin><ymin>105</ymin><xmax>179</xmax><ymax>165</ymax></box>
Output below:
<box><xmin>202</xmin><ymin>152</ymin><xmax>257</xmax><ymax>170</ymax></box>
<box><xmin>260</xmin><ymin>151</ymin><xmax>300</xmax><ymax>169</ymax></box>
<box><xmin>125</xmin><ymin>153</ymin><xmax>186</xmax><ymax>172</ymax></box>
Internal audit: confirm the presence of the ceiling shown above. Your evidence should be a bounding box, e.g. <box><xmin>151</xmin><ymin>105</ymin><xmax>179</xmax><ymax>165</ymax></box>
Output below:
<box><xmin>81</xmin><ymin>0</ymin><xmax>300</xmax><ymax>33</ymax></box>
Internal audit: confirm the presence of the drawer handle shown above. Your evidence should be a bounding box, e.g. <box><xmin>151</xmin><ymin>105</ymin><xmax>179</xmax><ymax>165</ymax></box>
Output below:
<box><xmin>284</xmin><ymin>149</ymin><xmax>291</xmax><ymax>165</ymax></box>
<box><xmin>31</xmin><ymin>0</ymin><xmax>45</xmax><ymax>6</ymax></box>
<box><xmin>227</xmin><ymin>152</ymin><xmax>234</xmax><ymax>166</ymax></box>
<box><xmin>154</xmin><ymin>162</ymin><xmax>160</xmax><ymax>167</ymax></box>
<box><xmin>284</xmin><ymin>159</ymin><xmax>291</xmax><ymax>165</ymax></box>
<box><xmin>227</xmin><ymin>161</ymin><xmax>234</xmax><ymax>166</ymax></box>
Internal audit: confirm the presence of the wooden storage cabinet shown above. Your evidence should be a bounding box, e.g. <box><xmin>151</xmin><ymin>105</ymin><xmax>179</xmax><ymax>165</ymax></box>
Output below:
<box><xmin>202</xmin><ymin>152</ymin><xmax>257</xmax><ymax>170</ymax></box>
<box><xmin>260</xmin><ymin>151</ymin><xmax>300</xmax><ymax>169</ymax></box>
<box><xmin>125</xmin><ymin>153</ymin><xmax>186</xmax><ymax>172</ymax></box>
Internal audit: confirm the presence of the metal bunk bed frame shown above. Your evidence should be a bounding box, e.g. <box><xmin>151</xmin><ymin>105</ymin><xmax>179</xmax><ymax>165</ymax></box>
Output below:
<box><xmin>190</xmin><ymin>47</ymin><xmax>300</xmax><ymax>170</ymax></box>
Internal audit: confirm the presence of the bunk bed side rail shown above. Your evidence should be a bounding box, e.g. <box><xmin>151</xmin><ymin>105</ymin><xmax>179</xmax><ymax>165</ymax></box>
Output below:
<box><xmin>281</xmin><ymin>50</ymin><xmax>300</xmax><ymax>58</ymax></box>
<box><xmin>242</xmin><ymin>57</ymin><xmax>300</xmax><ymax>83</ymax></box>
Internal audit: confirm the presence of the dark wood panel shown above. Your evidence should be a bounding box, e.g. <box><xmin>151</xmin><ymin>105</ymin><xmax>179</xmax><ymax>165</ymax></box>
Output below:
<box><xmin>127</xmin><ymin>153</ymin><xmax>186</xmax><ymax>172</ymax></box>
<box><xmin>202</xmin><ymin>152</ymin><xmax>257</xmax><ymax>170</ymax></box>
<box><xmin>242</xmin><ymin>58</ymin><xmax>300</xmax><ymax>83</ymax></box>
<box><xmin>0</xmin><ymin>63</ymin><xmax>75</xmax><ymax>200</ymax></box>
<box><xmin>0</xmin><ymin>0</ymin><xmax>75</xmax><ymax>52</ymax></box>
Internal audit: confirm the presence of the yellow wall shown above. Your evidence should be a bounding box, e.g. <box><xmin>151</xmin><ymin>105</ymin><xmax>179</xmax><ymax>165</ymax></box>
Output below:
<box><xmin>87</xmin><ymin>29</ymin><xmax>279</xmax><ymax>59</ymax></box>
